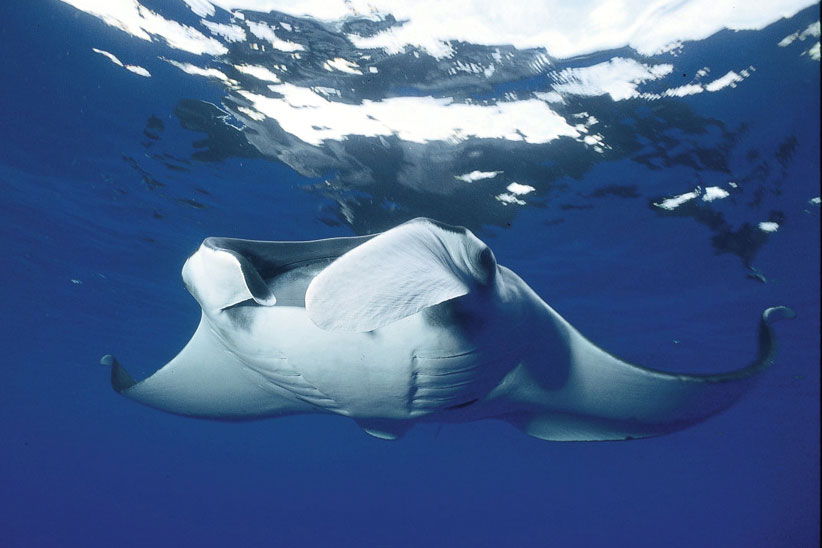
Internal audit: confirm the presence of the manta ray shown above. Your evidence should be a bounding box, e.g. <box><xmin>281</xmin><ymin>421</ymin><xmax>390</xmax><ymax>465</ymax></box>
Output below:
<box><xmin>101</xmin><ymin>218</ymin><xmax>793</xmax><ymax>441</ymax></box>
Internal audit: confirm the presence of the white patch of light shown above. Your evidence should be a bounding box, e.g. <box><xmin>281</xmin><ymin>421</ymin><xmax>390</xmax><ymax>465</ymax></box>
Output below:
<box><xmin>758</xmin><ymin>221</ymin><xmax>779</xmax><ymax>232</ymax></box>
<box><xmin>337</xmin><ymin>0</ymin><xmax>814</xmax><ymax>58</ymax></box>
<box><xmin>507</xmin><ymin>182</ymin><xmax>535</xmax><ymax>195</ymax></box>
<box><xmin>809</xmin><ymin>196</ymin><xmax>821</xmax><ymax>205</ymax></box>
<box><xmin>349</xmin><ymin>25</ymin><xmax>455</xmax><ymax>59</ymax></box>
<box><xmin>125</xmin><ymin>65</ymin><xmax>151</xmax><ymax>77</ymax></box>
<box><xmin>237</xmin><ymin>84</ymin><xmax>579</xmax><ymax>146</ymax></box>
<box><xmin>658</xmin><ymin>41</ymin><xmax>684</xmax><ymax>55</ymax></box>
<box><xmin>654</xmin><ymin>189</ymin><xmax>700</xmax><ymax>210</ymax></box>
<box><xmin>235</xmin><ymin>64</ymin><xmax>280</xmax><ymax>82</ymax></box>
<box><xmin>323</xmin><ymin>58</ymin><xmax>363</xmax><ymax>74</ymax></box>
<box><xmin>803</xmin><ymin>21</ymin><xmax>822</xmax><ymax>38</ymax></box>
<box><xmin>202</xmin><ymin>20</ymin><xmax>246</xmax><ymax>42</ymax></box>
<box><xmin>455</xmin><ymin>171</ymin><xmax>502</xmax><ymax>183</ymax></box>
<box><xmin>552</xmin><ymin>58</ymin><xmax>673</xmax><ymax>101</ymax></box>
<box><xmin>59</xmin><ymin>0</ymin><xmax>226</xmax><ymax>55</ymax></box>
<box><xmin>236</xmin><ymin>106</ymin><xmax>266</xmax><ymax>121</ymax></box>
<box><xmin>92</xmin><ymin>48</ymin><xmax>151</xmax><ymax>77</ymax></box>
<box><xmin>702</xmin><ymin>186</ymin><xmax>729</xmax><ymax>201</ymax></box>
<box><xmin>191</xmin><ymin>1</ymin><xmax>363</xmax><ymax>21</ymax></box>
<box><xmin>313</xmin><ymin>86</ymin><xmax>342</xmax><ymax>97</ymax></box>
<box><xmin>576</xmin><ymin>131</ymin><xmax>607</xmax><ymax>153</ymax></box>
<box><xmin>92</xmin><ymin>48</ymin><xmax>123</xmax><ymax>66</ymax></box>
<box><xmin>534</xmin><ymin>91</ymin><xmax>565</xmax><ymax>104</ymax></box>
<box><xmin>662</xmin><ymin>84</ymin><xmax>704</xmax><ymax>97</ymax></box>
<box><xmin>247</xmin><ymin>20</ymin><xmax>304</xmax><ymax>51</ymax></box>
<box><xmin>495</xmin><ymin>193</ymin><xmax>526</xmax><ymax>206</ymax></box>
<box><xmin>165</xmin><ymin>59</ymin><xmax>230</xmax><ymax>81</ymax></box>
<box><xmin>779</xmin><ymin>21</ymin><xmax>821</xmax><ymax>47</ymax></box>
<box><xmin>648</xmin><ymin>67</ymin><xmax>753</xmax><ymax>98</ymax></box>
<box><xmin>61</xmin><ymin>1</ymin><xmax>815</xmax><ymax>60</ymax></box>
<box><xmin>184</xmin><ymin>0</ymin><xmax>215</xmax><ymax>17</ymax></box>
<box><xmin>704</xmin><ymin>70</ymin><xmax>744</xmax><ymax>92</ymax></box>
<box><xmin>806</xmin><ymin>42</ymin><xmax>821</xmax><ymax>61</ymax></box>
<box><xmin>453</xmin><ymin>61</ymin><xmax>482</xmax><ymax>74</ymax></box>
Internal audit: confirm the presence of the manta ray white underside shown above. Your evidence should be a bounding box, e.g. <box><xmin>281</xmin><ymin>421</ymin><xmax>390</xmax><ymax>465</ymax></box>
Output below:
<box><xmin>102</xmin><ymin>218</ymin><xmax>793</xmax><ymax>441</ymax></box>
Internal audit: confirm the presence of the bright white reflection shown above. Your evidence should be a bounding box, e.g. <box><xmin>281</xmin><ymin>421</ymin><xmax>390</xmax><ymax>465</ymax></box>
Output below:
<box><xmin>654</xmin><ymin>190</ymin><xmax>700</xmax><ymax>211</ymax></box>
<box><xmin>179</xmin><ymin>0</ymin><xmax>814</xmax><ymax>59</ymax></box>
<box><xmin>202</xmin><ymin>20</ymin><xmax>246</xmax><ymax>42</ymax></box>
<box><xmin>62</xmin><ymin>0</ymin><xmax>226</xmax><ymax>55</ymax></box>
<box><xmin>238</xmin><ymin>85</ymin><xmax>580</xmax><ymax>146</ymax></box>
<box><xmin>323</xmin><ymin>58</ymin><xmax>363</xmax><ymax>75</ymax></box>
<box><xmin>234</xmin><ymin>64</ymin><xmax>281</xmax><ymax>82</ymax></box>
<box><xmin>58</xmin><ymin>0</ymin><xmax>816</xmax><ymax>163</ymax></box>
<box><xmin>705</xmin><ymin>71</ymin><xmax>745</xmax><ymax>92</ymax></box>
<box><xmin>455</xmin><ymin>171</ymin><xmax>502</xmax><ymax>183</ymax></box>
<box><xmin>554</xmin><ymin>58</ymin><xmax>673</xmax><ymax>101</ymax></box>
<box><xmin>246</xmin><ymin>21</ymin><xmax>304</xmax><ymax>52</ymax></box>
<box><xmin>507</xmin><ymin>183</ymin><xmax>535</xmax><ymax>195</ymax></box>
<box><xmin>92</xmin><ymin>48</ymin><xmax>150</xmax><ymax>77</ymax></box>
<box><xmin>702</xmin><ymin>186</ymin><xmax>730</xmax><ymax>202</ymax></box>
<box><xmin>495</xmin><ymin>193</ymin><xmax>526</xmax><ymax>206</ymax></box>
<box><xmin>496</xmin><ymin>182</ymin><xmax>536</xmax><ymax>206</ymax></box>
<box><xmin>62</xmin><ymin>0</ymin><xmax>815</xmax><ymax>60</ymax></box>
<box><xmin>164</xmin><ymin>59</ymin><xmax>231</xmax><ymax>81</ymax></box>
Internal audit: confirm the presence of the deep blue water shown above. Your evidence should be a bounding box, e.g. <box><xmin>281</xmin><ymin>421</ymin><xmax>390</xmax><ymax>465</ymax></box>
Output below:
<box><xmin>1</xmin><ymin>2</ymin><xmax>819</xmax><ymax>547</ymax></box>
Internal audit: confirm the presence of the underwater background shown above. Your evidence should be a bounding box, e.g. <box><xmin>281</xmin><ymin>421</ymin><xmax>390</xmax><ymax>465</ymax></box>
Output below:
<box><xmin>1</xmin><ymin>1</ymin><xmax>819</xmax><ymax>546</ymax></box>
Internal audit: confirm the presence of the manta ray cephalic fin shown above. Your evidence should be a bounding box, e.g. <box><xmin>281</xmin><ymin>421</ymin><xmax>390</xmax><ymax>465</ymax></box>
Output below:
<box><xmin>183</xmin><ymin>240</ymin><xmax>277</xmax><ymax>312</ymax></box>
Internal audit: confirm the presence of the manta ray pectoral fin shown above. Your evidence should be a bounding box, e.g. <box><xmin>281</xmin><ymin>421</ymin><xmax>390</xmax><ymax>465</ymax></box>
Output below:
<box><xmin>100</xmin><ymin>314</ymin><xmax>309</xmax><ymax>419</ymax></box>
<box><xmin>502</xmin><ymin>306</ymin><xmax>795</xmax><ymax>441</ymax></box>
<box><xmin>305</xmin><ymin>217</ymin><xmax>498</xmax><ymax>332</ymax></box>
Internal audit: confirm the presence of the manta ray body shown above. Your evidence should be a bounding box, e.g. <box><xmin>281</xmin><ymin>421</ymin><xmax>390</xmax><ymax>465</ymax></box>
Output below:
<box><xmin>102</xmin><ymin>218</ymin><xmax>792</xmax><ymax>441</ymax></box>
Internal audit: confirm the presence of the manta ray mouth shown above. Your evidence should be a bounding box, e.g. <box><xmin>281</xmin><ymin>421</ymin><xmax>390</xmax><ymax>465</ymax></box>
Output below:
<box><xmin>216</xmin><ymin>258</ymin><xmax>337</xmax><ymax>310</ymax></box>
<box><xmin>260</xmin><ymin>258</ymin><xmax>335</xmax><ymax>308</ymax></box>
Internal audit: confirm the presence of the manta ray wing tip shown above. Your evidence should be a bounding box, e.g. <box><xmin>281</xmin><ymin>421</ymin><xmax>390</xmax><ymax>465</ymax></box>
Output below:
<box><xmin>763</xmin><ymin>306</ymin><xmax>796</xmax><ymax>323</ymax></box>
<box><xmin>100</xmin><ymin>354</ymin><xmax>137</xmax><ymax>393</ymax></box>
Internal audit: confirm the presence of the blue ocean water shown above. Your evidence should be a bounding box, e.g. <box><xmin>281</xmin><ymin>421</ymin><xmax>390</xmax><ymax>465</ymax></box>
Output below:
<box><xmin>1</xmin><ymin>2</ymin><xmax>819</xmax><ymax>546</ymax></box>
